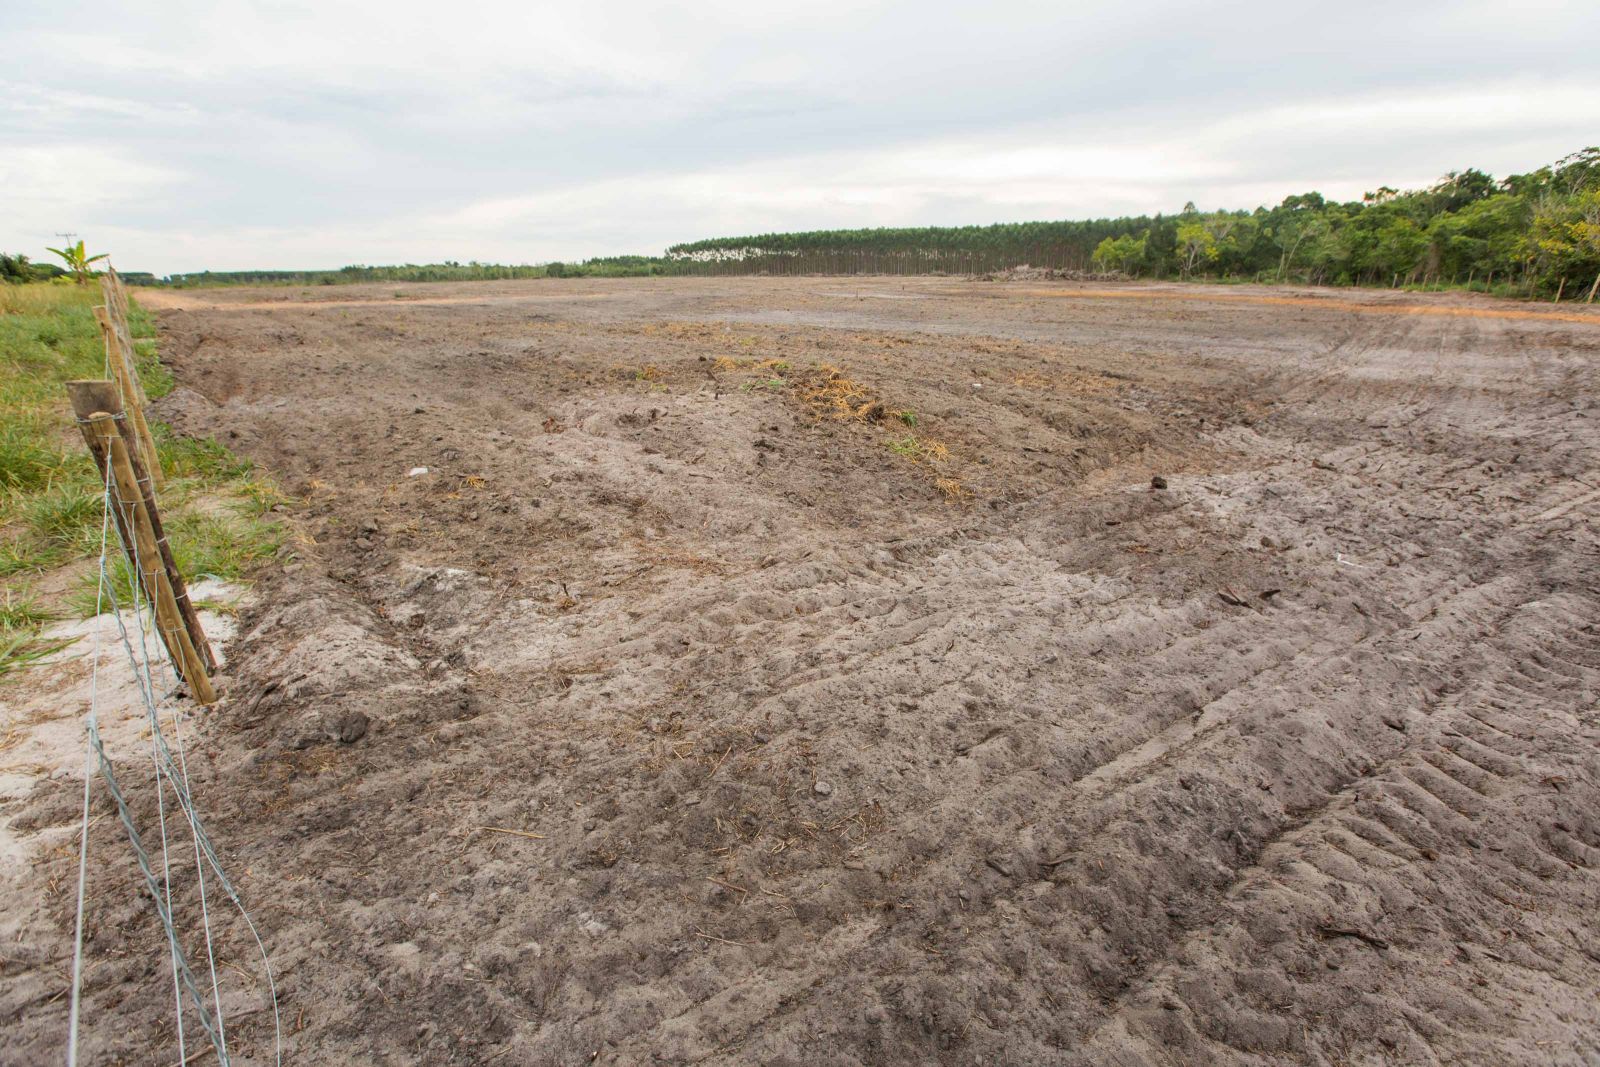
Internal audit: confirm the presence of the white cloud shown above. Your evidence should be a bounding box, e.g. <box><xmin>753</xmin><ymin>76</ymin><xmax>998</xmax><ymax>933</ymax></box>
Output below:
<box><xmin>0</xmin><ymin>145</ymin><xmax>182</xmax><ymax>220</ymax></box>
<box><xmin>417</xmin><ymin>77</ymin><xmax>1600</xmax><ymax>253</ymax></box>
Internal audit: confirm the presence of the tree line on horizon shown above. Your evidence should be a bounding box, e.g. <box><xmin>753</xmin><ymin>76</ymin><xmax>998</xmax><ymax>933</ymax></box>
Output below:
<box><xmin>10</xmin><ymin>148</ymin><xmax>1594</xmax><ymax>298</ymax></box>
<box><xmin>663</xmin><ymin>147</ymin><xmax>1600</xmax><ymax>297</ymax></box>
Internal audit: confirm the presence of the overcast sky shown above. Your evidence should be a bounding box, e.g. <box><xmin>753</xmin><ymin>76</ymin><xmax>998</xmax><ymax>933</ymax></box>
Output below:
<box><xmin>4</xmin><ymin>1</ymin><xmax>1597</xmax><ymax>275</ymax></box>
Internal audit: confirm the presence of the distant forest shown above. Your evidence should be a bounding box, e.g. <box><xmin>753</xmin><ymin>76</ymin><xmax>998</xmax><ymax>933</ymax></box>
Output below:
<box><xmin>73</xmin><ymin>147</ymin><xmax>1599</xmax><ymax>300</ymax></box>
<box><xmin>664</xmin><ymin>147</ymin><xmax>1600</xmax><ymax>298</ymax></box>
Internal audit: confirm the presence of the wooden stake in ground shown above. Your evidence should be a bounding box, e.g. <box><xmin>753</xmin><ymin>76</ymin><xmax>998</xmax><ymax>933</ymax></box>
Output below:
<box><xmin>112</xmin><ymin>394</ymin><xmax>218</xmax><ymax>677</ymax></box>
<box><xmin>93</xmin><ymin>304</ymin><xmax>163</xmax><ymax>490</ymax></box>
<box><xmin>67</xmin><ymin>380</ymin><xmax>216</xmax><ymax>703</ymax></box>
<box><xmin>103</xmin><ymin>266</ymin><xmax>132</xmax><ymax>327</ymax></box>
<box><xmin>70</xmin><ymin>378</ymin><xmax>215</xmax><ymax>675</ymax></box>
<box><xmin>99</xmin><ymin>273</ymin><xmax>148</xmax><ymax>406</ymax></box>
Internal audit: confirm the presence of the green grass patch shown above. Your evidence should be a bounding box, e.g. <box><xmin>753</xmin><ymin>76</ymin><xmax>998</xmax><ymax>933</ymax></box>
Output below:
<box><xmin>67</xmin><ymin>505</ymin><xmax>282</xmax><ymax>618</ymax></box>
<box><xmin>19</xmin><ymin>481</ymin><xmax>103</xmax><ymax>548</ymax></box>
<box><xmin>160</xmin><ymin>435</ymin><xmax>254</xmax><ymax>481</ymax></box>
<box><xmin>0</xmin><ymin>630</ymin><xmax>77</xmax><ymax>678</ymax></box>
<box><xmin>0</xmin><ymin>587</ymin><xmax>52</xmax><ymax>630</ymax></box>
<box><xmin>0</xmin><ymin>585</ymin><xmax>73</xmax><ymax>678</ymax></box>
<box><xmin>1</xmin><ymin>281</ymin><xmax>282</xmax><ymax>668</ymax></box>
<box><xmin>886</xmin><ymin>434</ymin><xmax>950</xmax><ymax>464</ymax></box>
<box><xmin>0</xmin><ymin>418</ymin><xmax>71</xmax><ymax>493</ymax></box>
<box><xmin>69</xmin><ymin>558</ymin><xmax>138</xmax><ymax>620</ymax></box>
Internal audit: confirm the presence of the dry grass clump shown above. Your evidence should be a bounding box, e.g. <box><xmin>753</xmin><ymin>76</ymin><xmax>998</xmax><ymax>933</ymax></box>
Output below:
<box><xmin>886</xmin><ymin>434</ymin><xmax>949</xmax><ymax>463</ymax></box>
<box><xmin>608</xmin><ymin>362</ymin><xmax>670</xmax><ymax>385</ymax></box>
<box><xmin>796</xmin><ymin>364</ymin><xmax>887</xmax><ymax>422</ymax></box>
<box><xmin>890</xmin><ymin>435</ymin><xmax>968</xmax><ymax>500</ymax></box>
<box><xmin>787</xmin><ymin>362</ymin><xmax>968</xmax><ymax>502</ymax></box>
<box><xmin>717</xmin><ymin>356</ymin><xmax>970</xmax><ymax>504</ymax></box>
<box><xmin>714</xmin><ymin>355</ymin><xmax>788</xmax><ymax>374</ymax></box>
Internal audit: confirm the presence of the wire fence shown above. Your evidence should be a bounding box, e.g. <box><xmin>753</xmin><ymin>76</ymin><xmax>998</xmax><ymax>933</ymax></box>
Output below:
<box><xmin>65</xmin><ymin>276</ymin><xmax>280</xmax><ymax>1066</ymax></box>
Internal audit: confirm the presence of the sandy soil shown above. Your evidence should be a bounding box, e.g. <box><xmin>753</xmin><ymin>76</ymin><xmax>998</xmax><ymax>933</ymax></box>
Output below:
<box><xmin>4</xmin><ymin>277</ymin><xmax>1598</xmax><ymax>1065</ymax></box>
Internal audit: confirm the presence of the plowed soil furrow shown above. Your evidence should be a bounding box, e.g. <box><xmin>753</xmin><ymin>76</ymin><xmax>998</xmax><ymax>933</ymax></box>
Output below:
<box><xmin>5</xmin><ymin>278</ymin><xmax>1597</xmax><ymax>1066</ymax></box>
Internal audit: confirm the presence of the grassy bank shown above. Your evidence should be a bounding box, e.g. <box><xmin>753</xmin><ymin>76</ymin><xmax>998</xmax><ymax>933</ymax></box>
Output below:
<box><xmin>0</xmin><ymin>282</ymin><xmax>282</xmax><ymax>677</ymax></box>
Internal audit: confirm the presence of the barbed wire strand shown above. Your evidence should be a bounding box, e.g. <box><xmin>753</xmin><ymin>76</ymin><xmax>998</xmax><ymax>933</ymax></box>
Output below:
<box><xmin>100</xmin><ymin>454</ymin><xmax>228</xmax><ymax>1062</ymax></box>
<box><xmin>65</xmin><ymin>457</ymin><xmax>115</xmax><ymax>1067</ymax></box>
<box><xmin>98</xmin><ymin>328</ymin><xmax>202</xmax><ymax>1055</ymax></box>
<box><xmin>67</xmin><ymin>404</ymin><xmax>225</xmax><ymax>1062</ymax></box>
<box><xmin>116</xmin><ymin>462</ymin><xmax>229</xmax><ymax>1059</ymax></box>
<box><xmin>111</xmin><ymin>414</ymin><xmax>194</xmax><ymax>1059</ymax></box>
<box><xmin>94</xmin><ymin>399</ymin><xmax>197</xmax><ymax>1059</ymax></box>
<box><xmin>144</xmin><ymin>593</ymin><xmax>190</xmax><ymax>1062</ymax></box>
<box><xmin>88</xmin><ymin>723</ymin><xmax>229</xmax><ymax>1057</ymax></box>
<box><xmin>91</xmin><ymin>449</ymin><xmax>284</xmax><ymax>1064</ymax></box>
<box><xmin>69</xmin><ymin>327</ymin><xmax>282</xmax><ymax>1066</ymax></box>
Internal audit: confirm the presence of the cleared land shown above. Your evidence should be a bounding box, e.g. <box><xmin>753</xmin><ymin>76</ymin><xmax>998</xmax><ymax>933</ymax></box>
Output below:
<box><xmin>6</xmin><ymin>277</ymin><xmax>1599</xmax><ymax>1065</ymax></box>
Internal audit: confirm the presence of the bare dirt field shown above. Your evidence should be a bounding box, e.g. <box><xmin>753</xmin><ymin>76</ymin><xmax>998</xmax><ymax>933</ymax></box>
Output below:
<box><xmin>5</xmin><ymin>277</ymin><xmax>1599</xmax><ymax>1065</ymax></box>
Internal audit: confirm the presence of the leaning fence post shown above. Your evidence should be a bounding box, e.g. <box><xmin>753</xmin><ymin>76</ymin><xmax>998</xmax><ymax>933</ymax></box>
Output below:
<box><xmin>95</xmin><ymin>279</ymin><xmax>211</xmax><ymax>671</ymax></box>
<box><xmin>93</xmin><ymin>304</ymin><xmax>163</xmax><ymax>490</ymax></box>
<box><xmin>103</xmin><ymin>266</ymin><xmax>131</xmax><ymax>326</ymax></box>
<box><xmin>104</xmin><ymin>382</ymin><xmax>218</xmax><ymax>676</ymax></box>
<box><xmin>99</xmin><ymin>273</ymin><xmax>149</xmax><ymax>409</ymax></box>
<box><xmin>68</xmin><ymin>380</ymin><xmax>216</xmax><ymax>704</ymax></box>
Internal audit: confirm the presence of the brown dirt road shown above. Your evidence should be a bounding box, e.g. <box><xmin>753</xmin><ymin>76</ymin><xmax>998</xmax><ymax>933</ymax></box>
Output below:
<box><xmin>6</xmin><ymin>277</ymin><xmax>1599</xmax><ymax>1064</ymax></box>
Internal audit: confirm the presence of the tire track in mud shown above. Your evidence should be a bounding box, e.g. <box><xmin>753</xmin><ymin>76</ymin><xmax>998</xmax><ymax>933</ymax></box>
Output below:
<box><xmin>1068</xmin><ymin>593</ymin><xmax>1600</xmax><ymax>1066</ymax></box>
<box><xmin>445</xmin><ymin>293</ymin><xmax>1596</xmax><ymax>1064</ymax></box>
<box><xmin>678</xmin><ymin>591</ymin><xmax>1561</xmax><ymax>1067</ymax></box>
<box><xmin>456</xmin><ymin>483</ymin><xmax>1305</xmax><ymax>1061</ymax></box>
<box><xmin>582</xmin><ymin>521</ymin><xmax>1529</xmax><ymax>1062</ymax></box>
<box><xmin>572</xmin><ymin>299</ymin><xmax>1600</xmax><ymax>1063</ymax></box>
<box><xmin>1009</xmin><ymin>285</ymin><xmax>1600</xmax><ymax>326</ymax></box>
<box><xmin>639</xmin><ymin>574</ymin><xmax>1532</xmax><ymax>1063</ymax></box>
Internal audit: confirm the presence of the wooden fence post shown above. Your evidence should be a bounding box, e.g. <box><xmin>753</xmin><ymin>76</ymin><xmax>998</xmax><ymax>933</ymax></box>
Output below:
<box><xmin>68</xmin><ymin>380</ymin><xmax>216</xmax><ymax>703</ymax></box>
<box><xmin>103</xmin><ymin>266</ymin><xmax>131</xmax><ymax>326</ymax></box>
<box><xmin>111</xmin><ymin>389</ymin><xmax>218</xmax><ymax>678</ymax></box>
<box><xmin>99</xmin><ymin>273</ymin><xmax>147</xmax><ymax>406</ymax></box>
<box><xmin>93</xmin><ymin>304</ymin><xmax>163</xmax><ymax>491</ymax></box>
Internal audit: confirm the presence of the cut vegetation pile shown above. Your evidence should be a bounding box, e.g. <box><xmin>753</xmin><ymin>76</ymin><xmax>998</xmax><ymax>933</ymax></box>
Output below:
<box><xmin>718</xmin><ymin>356</ymin><xmax>965</xmax><ymax>497</ymax></box>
